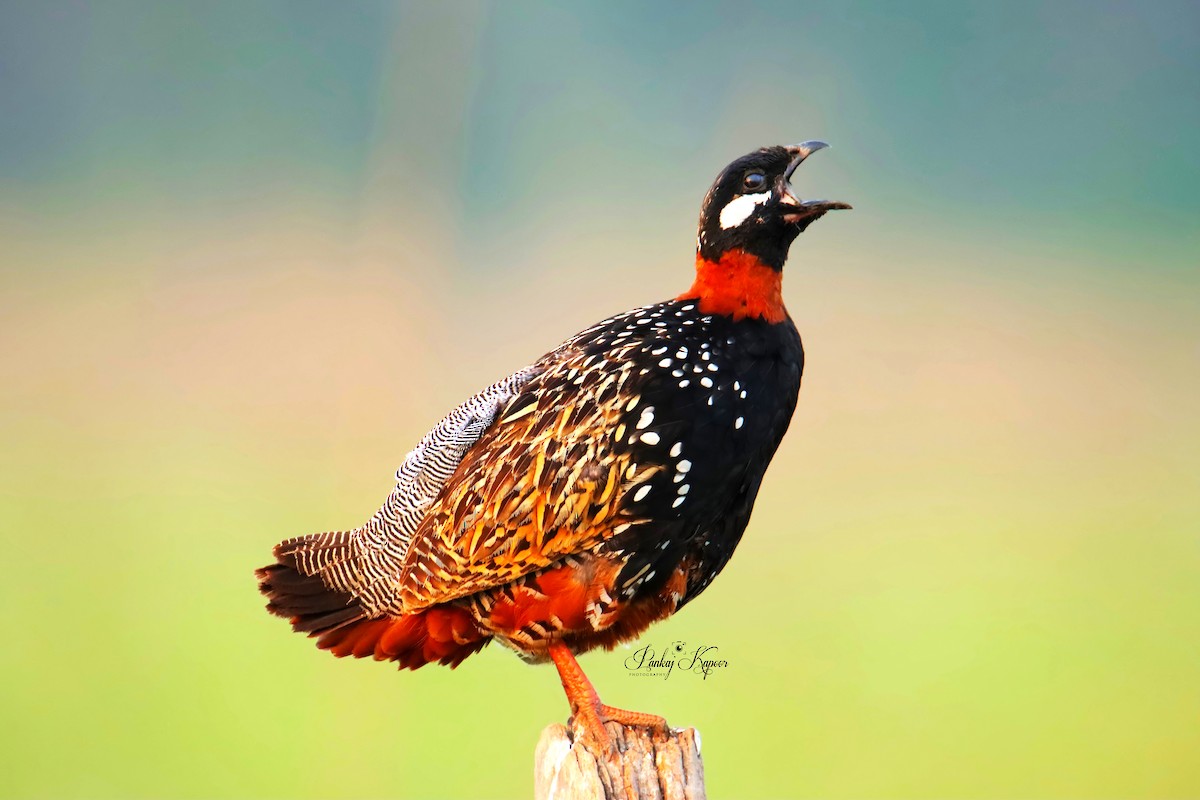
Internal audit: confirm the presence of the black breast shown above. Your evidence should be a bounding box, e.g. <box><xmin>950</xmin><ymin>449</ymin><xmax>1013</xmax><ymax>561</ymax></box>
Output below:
<box><xmin>569</xmin><ymin>299</ymin><xmax>803</xmax><ymax>603</ymax></box>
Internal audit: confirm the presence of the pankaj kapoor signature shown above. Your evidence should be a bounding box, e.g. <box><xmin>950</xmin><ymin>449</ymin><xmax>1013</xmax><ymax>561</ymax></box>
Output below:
<box><xmin>623</xmin><ymin>641</ymin><xmax>729</xmax><ymax>680</ymax></box>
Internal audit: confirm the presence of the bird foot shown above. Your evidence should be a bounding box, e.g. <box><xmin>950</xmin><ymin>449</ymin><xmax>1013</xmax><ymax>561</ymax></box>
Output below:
<box><xmin>599</xmin><ymin>703</ymin><xmax>670</xmax><ymax>734</ymax></box>
<box><xmin>569</xmin><ymin>701</ymin><xmax>670</xmax><ymax>756</ymax></box>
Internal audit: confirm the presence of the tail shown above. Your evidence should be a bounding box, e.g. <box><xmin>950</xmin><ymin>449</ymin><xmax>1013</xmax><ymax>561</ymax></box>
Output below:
<box><xmin>256</xmin><ymin>533</ymin><xmax>367</xmax><ymax>635</ymax></box>
<box><xmin>256</xmin><ymin>534</ymin><xmax>488</xmax><ymax>669</ymax></box>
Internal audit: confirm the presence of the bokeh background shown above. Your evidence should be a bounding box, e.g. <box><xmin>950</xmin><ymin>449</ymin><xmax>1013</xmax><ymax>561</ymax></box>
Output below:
<box><xmin>2</xmin><ymin>2</ymin><xmax>1197</xmax><ymax>798</ymax></box>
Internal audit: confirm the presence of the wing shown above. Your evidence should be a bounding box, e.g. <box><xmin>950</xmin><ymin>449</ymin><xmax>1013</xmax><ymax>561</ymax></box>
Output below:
<box><xmin>390</xmin><ymin>353</ymin><xmax>640</xmax><ymax>611</ymax></box>
<box><xmin>390</xmin><ymin>308</ymin><xmax>695</xmax><ymax>613</ymax></box>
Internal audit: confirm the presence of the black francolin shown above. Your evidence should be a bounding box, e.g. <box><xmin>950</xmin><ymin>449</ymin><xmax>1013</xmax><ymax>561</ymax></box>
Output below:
<box><xmin>257</xmin><ymin>142</ymin><xmax>849</xmax><ymax>747</ymax></box>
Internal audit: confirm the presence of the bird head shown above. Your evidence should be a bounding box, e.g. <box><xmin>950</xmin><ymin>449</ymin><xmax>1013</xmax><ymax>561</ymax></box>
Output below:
<box><xmin>696</xmin><ymin>142</ymin><xmax>851</xmax><ymax>270</ymax></box>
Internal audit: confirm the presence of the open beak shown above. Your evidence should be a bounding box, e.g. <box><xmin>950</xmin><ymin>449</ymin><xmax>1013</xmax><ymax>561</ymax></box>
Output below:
<box><xmin>779</xmin><ymin>140</ymin><xmax>851</xmax><ymax>225</ymax></box>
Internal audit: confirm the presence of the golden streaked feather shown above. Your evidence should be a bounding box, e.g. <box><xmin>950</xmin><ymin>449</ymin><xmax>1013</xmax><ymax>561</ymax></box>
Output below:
<box><xmin>391</xmin><ymin>344</ymin><xmax>647</xmax><ymax>612</ymax></box>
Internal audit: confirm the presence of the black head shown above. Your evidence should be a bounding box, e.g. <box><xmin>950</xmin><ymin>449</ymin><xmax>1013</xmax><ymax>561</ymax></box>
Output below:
<box><xmin>697</xmin><ymin>142</ymin><xmax>850</xmax><ymax>269</ymax></box>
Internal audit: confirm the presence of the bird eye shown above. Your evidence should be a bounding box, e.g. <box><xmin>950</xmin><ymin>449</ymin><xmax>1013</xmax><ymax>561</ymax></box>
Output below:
<box><xmin>742</xmin><ymin>171</ymin><xmax>767</xmax><ymax>192</ymax></box>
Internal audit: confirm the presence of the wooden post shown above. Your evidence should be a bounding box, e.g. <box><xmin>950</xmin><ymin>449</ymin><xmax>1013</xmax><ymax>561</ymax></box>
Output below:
<box><xmin>534</xmin><ymin>721</ymin><xmax>706</xmax><ymax>800</ymax></box>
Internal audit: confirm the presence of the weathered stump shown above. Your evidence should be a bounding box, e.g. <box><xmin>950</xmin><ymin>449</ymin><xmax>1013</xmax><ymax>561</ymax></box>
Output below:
<box><xmin>534</xmin><ymin>721</ymin><xmax>706</xmax><ymax>800</ymax></box>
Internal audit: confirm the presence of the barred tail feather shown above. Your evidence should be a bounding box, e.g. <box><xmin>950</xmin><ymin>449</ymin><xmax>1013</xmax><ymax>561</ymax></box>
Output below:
<box><xmin>256</xmin><ymin>533</ymin><xmax>365</xmax><ymax>635</ymax></box>
<box><xmin>256</xmin><ymin>533</ymin><xmax>490</xmax><ymax>669</ymax></box>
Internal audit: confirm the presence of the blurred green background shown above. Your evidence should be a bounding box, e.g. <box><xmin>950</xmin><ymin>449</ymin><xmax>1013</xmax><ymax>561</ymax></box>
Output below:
<box><xmin>2</xmin><ymin>2</ymin><xmax>1197</xmax><ymax>798</ymax></box>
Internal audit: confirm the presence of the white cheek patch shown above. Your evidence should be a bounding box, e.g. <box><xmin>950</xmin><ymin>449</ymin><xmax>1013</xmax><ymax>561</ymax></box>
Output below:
<box><xmin>718</xmin><ymin>192</ymin><xmax>771</xmax><ymax>230</ymax></box>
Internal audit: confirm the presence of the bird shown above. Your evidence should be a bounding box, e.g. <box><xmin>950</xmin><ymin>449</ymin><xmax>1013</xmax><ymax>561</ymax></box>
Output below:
<box><xmin>256</xmin><ymin>142</ymin><xmax>849</xmax><ymax>749</ymax></box>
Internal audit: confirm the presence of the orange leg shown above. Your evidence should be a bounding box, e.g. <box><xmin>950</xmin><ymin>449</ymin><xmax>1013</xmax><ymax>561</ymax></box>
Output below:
<box><xmin>548</xmin><ymin>640</ymin><xmax>669</xmax><ymax>751</ymax></box>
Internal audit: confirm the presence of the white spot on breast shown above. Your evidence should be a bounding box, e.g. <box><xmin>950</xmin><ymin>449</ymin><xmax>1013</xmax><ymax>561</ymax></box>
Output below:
<box><xmin>678</xmin><ymin>459</ymin><xmax>692</xmax><ymax>473</ymax></box>
<box><xmin>719</xmin><ymin>191</ymin><xmax>771</xmax><ymax>229</ymax></box>
<box><xmin>634</xmin><ymin>485</ymin><xmax>652</xmax><ymax>502</ymax></box>
<box><xmin>669</xmin><ymin>442</ymin><xmax>682</xmax><ymax>457</ymax></box>
<box><xmin>700</xmin><ymin>377</ymin><xmax>713</xmax><ymax>388</ymax></box>
<box><xmin>640</xmin><ymin>431</ymin><xmax>661</xmax><ymax>445</ymax></box>
<box><xmin>672</xmin><ymin>496</ymin><xmax>686</xmax><ymax>508</ymax></box>
<box><xmin>658</xmin><ymin>358</ymin><xmax>673</xmax><ymax>368</ymax></box>
<box><xmin>735</xmin><ymin>416</ymin><xmax>744</xmax><ymax>429</ymax></box>
<box><xmin>636</xmin><ymin>407</ymin><xmax>655</xmax><ymax>429</ymax></box>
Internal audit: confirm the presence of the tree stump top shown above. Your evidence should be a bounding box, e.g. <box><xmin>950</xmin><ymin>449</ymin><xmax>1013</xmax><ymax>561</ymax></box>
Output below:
<box><xmin>534</xmin><ymin>721</ymin><xmax>706</xmax><ymax>800</ymax></box>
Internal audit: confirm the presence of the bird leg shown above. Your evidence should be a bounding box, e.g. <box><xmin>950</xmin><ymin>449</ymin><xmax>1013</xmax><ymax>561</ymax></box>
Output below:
<box><xmin>548</xmin><ymin>640</ymin><xmax>669</xmax><ymax>752</ymax></box>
